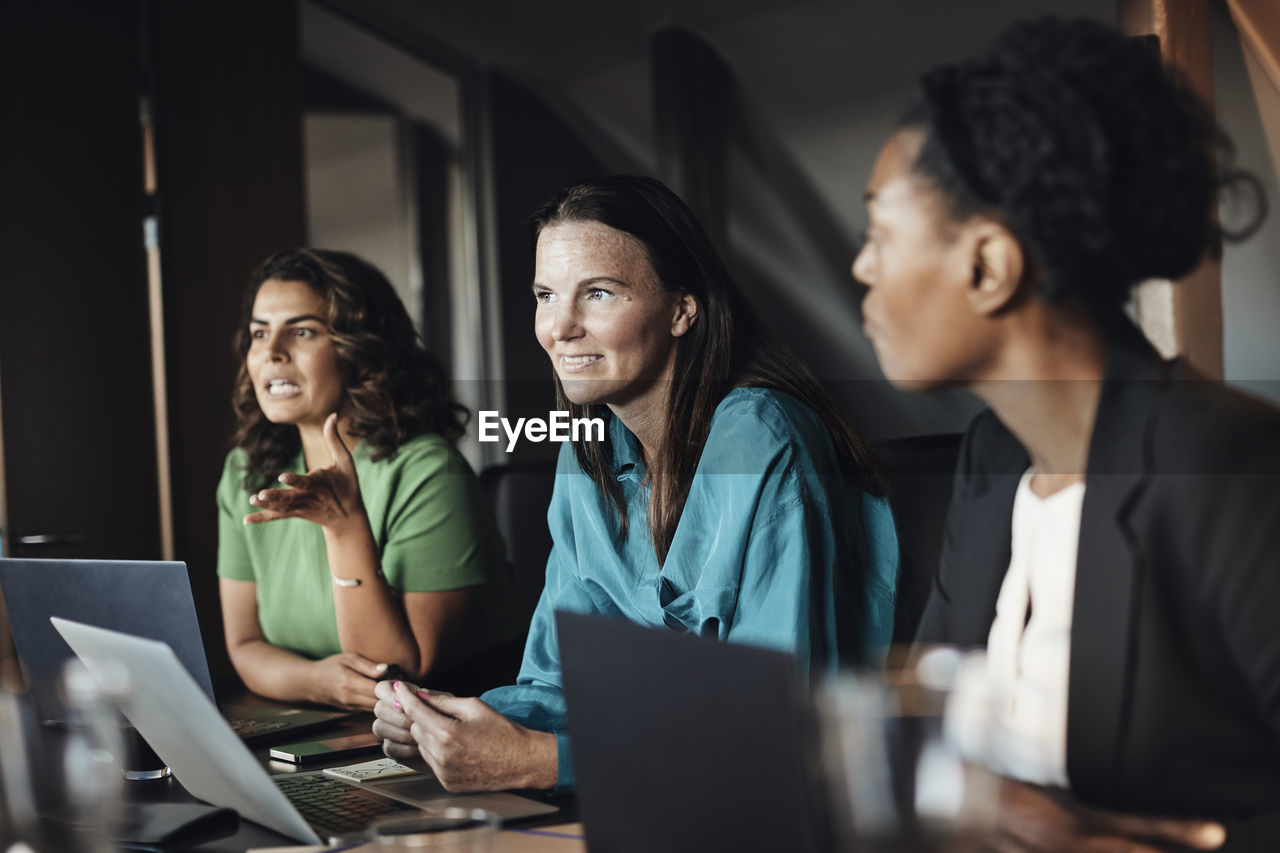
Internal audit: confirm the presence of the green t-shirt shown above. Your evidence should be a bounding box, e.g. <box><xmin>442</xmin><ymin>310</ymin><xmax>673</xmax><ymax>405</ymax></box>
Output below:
<box><xmin>216</xmin><ymin>434</ymin><xmax>520</xmax><ymax>666</ymax></box>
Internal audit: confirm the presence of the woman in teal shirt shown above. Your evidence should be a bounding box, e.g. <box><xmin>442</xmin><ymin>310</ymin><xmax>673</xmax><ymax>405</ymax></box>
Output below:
<box><xmin>372</xmin><ymin>176</ymin><xmax>898</xmax><ymax>792</ymax></box>
<box><xmin>218</xmin><ymin>249</ymin><xmax>523</xmax><ymax>711</ymax></box>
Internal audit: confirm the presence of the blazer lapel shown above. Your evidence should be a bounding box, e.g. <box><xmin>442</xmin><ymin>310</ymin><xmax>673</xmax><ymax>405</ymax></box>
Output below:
<box><xmin>944</xmin><ymin>479</ymin><xmax>1020</xmax><ymax>645</ymax></box>
<box><xmin>943</xmin><ymin>415</ymin><xmax>1028</xmax><ymax>646</ymax></box>
<box><xmin>1066</xmin><ymin>328</ymin><xmax>1166</xmax><ymax>800</ymax></box>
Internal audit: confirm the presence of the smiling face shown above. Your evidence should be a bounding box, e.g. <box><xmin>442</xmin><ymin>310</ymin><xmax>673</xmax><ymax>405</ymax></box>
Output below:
<box><xmin>245</xmin><ymin>278</ymin><xmax>345</xmax><ymax>432</ymax></box>
<box><xmin>852</xmin><ymin>130</ymin><xmax>997</xmax><ymax>390</ymax></box>
<box><xmin>533</xmin><ymin>220</ymin><xmax>696</xmax><ymax>419</ymax></box>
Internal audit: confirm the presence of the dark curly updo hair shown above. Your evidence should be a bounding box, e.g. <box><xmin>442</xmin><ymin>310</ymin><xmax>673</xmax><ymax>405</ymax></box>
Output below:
<box><xmin>900</xmin><ymin>16</ymin><xmax>1265</xmax><ymax>323</ymax></box>
<box><xmin>231</xmin><ymin>248</ymin><xmax>467</xmax><ymax>491</ymax></box>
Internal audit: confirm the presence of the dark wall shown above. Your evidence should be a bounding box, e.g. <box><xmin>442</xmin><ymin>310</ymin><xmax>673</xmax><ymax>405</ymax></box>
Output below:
<box><xmin>150</xmin><ymin>0</ymin><xmax>307</xmax><ymax>681</ymax></box>
<box><xmin>0</xmin><ymin>1</ymin><xmax>160</xmax><ymax>560</ymax></box>
<box><xmin>487</xmin><ymin>71</ymin><xmax>608</xmax><ymax>464</ymax></box>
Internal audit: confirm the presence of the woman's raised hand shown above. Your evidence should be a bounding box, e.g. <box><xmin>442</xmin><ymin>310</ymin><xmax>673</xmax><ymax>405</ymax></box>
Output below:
<box><xmin>244</xmin><ymin>413</ymin><xmax>363</xmax><ymax>533</ymax></box>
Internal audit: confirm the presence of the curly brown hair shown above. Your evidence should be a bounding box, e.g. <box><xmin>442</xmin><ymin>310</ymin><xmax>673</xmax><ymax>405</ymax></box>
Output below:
<box><xmin>230</xmin><ymin>248</ymin><xmax>467</xmax><ymax>491</ymax></box>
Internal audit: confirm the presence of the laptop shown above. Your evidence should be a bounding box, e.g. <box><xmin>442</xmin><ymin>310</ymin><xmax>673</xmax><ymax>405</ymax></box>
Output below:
<box><xmin>0</xmin><ymin>558</ymin><xmax>350</xmax><ymax>743</ymax></box>
<box><xmin>52</xmin><ymin>617</ymin><xmax>558</xmax><ymax>843</ymax></box>
<box><xmin>556</xmin><ymin>612</ymin><xmax>830</xmax><ymax>853</ymax></box>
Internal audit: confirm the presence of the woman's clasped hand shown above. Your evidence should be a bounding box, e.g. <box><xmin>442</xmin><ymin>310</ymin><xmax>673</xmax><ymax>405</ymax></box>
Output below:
<box><xmin>371</xmin><ymin>680</ymin><xmax>558</xmax><ymax>792</ymax></box>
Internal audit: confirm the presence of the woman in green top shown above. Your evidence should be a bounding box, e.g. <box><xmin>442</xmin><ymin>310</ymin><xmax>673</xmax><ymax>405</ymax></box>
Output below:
<box><xmin>217</xmin><ymin>249</ymin><xmax>520</xmax><ymax>711</ymax></box>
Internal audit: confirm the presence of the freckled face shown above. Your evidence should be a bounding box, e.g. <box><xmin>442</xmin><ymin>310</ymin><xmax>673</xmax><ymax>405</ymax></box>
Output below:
<box><xmin>852</xmin><ymin>130</ymin><xmax>988</xmax><ymax>390</ymax></box>
<box><xmin>533</xmin><ymin>221</ymin><xmax>690</xmax><ymax>416</ymax></box>
<box><xmin>245</xmin><ymin>278</ymin><xmax>345</xmax><ymax>431</ymax></box>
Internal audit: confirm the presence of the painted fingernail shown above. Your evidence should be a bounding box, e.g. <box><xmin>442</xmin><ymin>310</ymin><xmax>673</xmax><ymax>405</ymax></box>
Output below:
<box><xmin>392</xmin><ymin>681</ymin><xmax>400</xmax><ymax>690</ymax></box>
<box><xmin>416</xmin><ymin>690</ymin><xmax>430</xmax><ymax>699</ymax></box>
<box><xmin>393</xmin><ymin>700</ymin><xmax>402</xmax><ymax>711</ymax></box>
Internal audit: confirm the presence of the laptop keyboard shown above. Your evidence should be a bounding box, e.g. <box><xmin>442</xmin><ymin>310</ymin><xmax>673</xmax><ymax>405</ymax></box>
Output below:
<box><xmin>275</xmin><ymin>774</ymin><xmax>419</xmax><ymax>836</ymax></box>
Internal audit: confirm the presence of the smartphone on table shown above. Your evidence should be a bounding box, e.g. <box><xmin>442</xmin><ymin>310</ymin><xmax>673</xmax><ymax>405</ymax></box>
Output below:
<box><xmin>269</xmin><ymin>731</ymin><xmax>383</xmax><ymax>766</ymax></box>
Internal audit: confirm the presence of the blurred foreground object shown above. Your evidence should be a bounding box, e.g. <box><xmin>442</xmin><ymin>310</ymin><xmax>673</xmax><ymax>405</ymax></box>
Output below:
<box><xmin>0</xmin><ymin>660</ymin><xmax>126</xmax><ymax>852</ymax></box>
<box><xmin>817</xmin><ymin>645</ymin><xmax>999</xmax><ymax>851</ymax></box>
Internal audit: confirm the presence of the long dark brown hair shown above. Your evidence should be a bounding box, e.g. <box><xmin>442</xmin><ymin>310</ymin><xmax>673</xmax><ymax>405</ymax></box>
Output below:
<box><xmin>231</xmin><ymin>248</ymin><xmax>467</xmax><ymax>491</ymax></box>
<box><xmin>529</xmin><ymin>176</ymin><xmax>886</xmax><ymax>564</ymax></box>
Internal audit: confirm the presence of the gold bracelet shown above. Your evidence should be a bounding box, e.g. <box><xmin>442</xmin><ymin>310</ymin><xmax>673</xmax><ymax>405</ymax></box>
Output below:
<box><xmin>331</xmin><ymin>574</ymin><xmax>362</xmax><ymax>588</ymax></box>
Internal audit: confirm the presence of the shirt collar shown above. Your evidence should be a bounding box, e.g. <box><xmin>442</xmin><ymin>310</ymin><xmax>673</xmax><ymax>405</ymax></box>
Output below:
<box><xmin>608</xmin><ymin>413</ymin><xmax>646</xmax><ymax>482</ymax></box>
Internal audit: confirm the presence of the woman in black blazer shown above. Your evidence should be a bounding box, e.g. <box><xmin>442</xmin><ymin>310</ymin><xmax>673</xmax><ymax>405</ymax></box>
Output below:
<box><xmin>852</xmin><ymin>17</ymin><xmax>1278</xmax><ymax>852</ymax></box>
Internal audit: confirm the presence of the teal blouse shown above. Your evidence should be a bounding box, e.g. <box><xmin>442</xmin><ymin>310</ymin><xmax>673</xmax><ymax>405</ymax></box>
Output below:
<box><xmin>480</xmin><ymin>387</ymin><xmax>899</xmax><ymax>792</ymax></box>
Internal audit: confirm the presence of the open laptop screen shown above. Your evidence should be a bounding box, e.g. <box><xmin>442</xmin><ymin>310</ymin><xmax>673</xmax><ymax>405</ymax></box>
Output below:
<box><xmin>0</xmin><ymin>558</ymin><xmax>216</xmax><ymax>719</ymax></box>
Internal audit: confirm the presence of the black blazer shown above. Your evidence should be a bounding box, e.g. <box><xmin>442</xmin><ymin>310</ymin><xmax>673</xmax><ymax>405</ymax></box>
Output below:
<box><xmin>916</xmin><ymin>324</ymin><xmax>1280</xmax><ymax>846</ymax></box>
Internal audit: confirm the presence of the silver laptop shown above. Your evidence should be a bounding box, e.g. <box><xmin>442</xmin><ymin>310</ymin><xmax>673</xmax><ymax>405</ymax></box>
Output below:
<box><xmin>52</xmin><ymin>617</ymin><xmax>557</xmax><ymax>843</ymax></box>
<box><xmin>0</xmin><ymin>558</ymin><xmax>351</xmax><ymax>744</ymax></box>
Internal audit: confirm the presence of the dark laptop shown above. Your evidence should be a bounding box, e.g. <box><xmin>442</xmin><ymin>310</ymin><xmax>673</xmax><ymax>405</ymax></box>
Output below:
<box><xmin>556</xmin><ymin>611</ymin><xmax>829</xmax><ymax>853</ymax></box>
<box><xmin>0</xmin><ymin>558</ymin><xmax>351</xmax><ymax>743</ymax></box>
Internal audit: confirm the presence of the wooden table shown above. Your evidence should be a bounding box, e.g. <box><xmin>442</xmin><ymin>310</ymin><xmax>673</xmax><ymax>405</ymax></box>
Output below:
<box><xmin>497</xmin><ymin>822</ymin><xmax>586</xmax><ymax>851</ymax></box>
